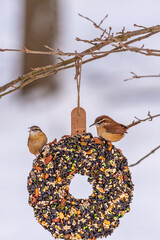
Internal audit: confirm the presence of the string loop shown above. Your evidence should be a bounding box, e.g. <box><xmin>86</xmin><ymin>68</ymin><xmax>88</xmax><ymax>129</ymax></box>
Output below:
<box><xmin>74</xmin><ymin>54</ymin><xmax>82</xmax><ymax>116</ymax></box>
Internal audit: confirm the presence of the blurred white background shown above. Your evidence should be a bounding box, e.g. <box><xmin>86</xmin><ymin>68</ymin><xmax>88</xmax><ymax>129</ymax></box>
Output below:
<box><xmin>0</xmin><ymin>0</ymin><xmax>160</xmax><ymax>240</ymax></box>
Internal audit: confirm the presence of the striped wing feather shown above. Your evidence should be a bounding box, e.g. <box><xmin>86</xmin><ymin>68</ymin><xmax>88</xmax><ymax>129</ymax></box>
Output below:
<box><xmin>104</xmin><ymin>123</ymin><xmax>127</xmax><ymax>134</ymax></box>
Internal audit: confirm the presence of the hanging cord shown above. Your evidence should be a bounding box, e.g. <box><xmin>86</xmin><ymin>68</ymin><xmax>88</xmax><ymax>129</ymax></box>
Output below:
<box><xmin>74</xmin><ymin>54</ymin><xmax>82</xmax><ymax>116</ymax></box>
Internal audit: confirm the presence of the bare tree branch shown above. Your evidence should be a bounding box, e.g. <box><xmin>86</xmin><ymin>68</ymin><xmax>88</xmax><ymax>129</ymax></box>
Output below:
<box><xmin>127</xmin><ymin>112</ymin><xmax>160</xmax><ymax>167</ymax></box>
<box><xmin>124</xmin><ymin>72</ymin><xmax>160</xmax><ymax>81</ymax></box>
<box><xmin>127</xmin><ymin>111</ymin><xmax>160</xmax><ymax>128</ymax></box>
<box><xmin>1</xmin><ymin>15</ymin><xmax>160</xmax><ymax>98</ymax></box>
<box><xmin>129</xmin><ymin>145</ymin><xmax>160</xmax><ymax>167</ymax></box>
<box><xmin>98</xmin><ymin>14</ymin><xmax>108</xmax><ymax>27</ymax></box>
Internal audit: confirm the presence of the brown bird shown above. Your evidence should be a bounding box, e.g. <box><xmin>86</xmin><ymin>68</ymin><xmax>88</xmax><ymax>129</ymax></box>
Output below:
<box><xmin>89</xmin><ymin>115</ymin><xmax>129</xmax><ymax>142</ymax></box>
<box><xmin>28</xmin><ymin>126</ymin><xmax>48</xmax><ymax>155</ymax></box>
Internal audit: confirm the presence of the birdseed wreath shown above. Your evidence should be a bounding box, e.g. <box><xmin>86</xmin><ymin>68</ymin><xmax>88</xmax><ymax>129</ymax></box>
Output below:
<box><xmin>27</xmin><ymin>133</ymin><xmax>133</xmax><ymax>240</ymax></box>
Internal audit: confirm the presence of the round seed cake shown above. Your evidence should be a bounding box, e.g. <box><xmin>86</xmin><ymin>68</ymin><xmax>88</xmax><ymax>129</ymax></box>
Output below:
<box><xmin>27</xmin><ymin>133</ymin><xmax>133</xmax><ymax>240</ymax></box>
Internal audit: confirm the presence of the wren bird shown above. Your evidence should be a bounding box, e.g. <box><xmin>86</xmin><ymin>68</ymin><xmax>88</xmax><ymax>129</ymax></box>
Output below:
<box><xmin>28</xmin><ymin>126</ymin><xmax>48</xmax><ymax>155</ymax></box>
<box><xmin>90</xmin><ymin>115</ymin><xmax>129</xmax><ymax>142</ymax></box>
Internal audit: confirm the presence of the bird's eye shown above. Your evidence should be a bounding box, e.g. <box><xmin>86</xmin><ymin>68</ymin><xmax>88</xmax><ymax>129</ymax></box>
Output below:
<box><xmin>32</xmin><ymin>128</ymin><xmax>38</xmax><ymax>131</ymax></box>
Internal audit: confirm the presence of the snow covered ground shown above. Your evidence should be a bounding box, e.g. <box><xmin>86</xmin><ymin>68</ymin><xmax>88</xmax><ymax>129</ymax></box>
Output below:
<box><xmin>0</xmin><ymin>0</ymin><xmax>160</xmax><ymax>240</ymax></box>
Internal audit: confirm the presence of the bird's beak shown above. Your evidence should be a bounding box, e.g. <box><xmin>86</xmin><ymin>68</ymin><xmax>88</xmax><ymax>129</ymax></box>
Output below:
<box><xmin>28</xmin><ymin>127</ymin><xmax>31</xmax><ymax>132</ymax></box>
<box><xmin>89</xmin><ymin>122</ymin><xmax>95</xmax><ymax>127</ymax></box>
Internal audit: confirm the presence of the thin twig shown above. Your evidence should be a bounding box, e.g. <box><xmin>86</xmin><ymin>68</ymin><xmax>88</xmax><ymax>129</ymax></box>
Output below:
<box><xmin>127</xmin><ymin>111</ymin><xmax>160</xmax><ymax>128</ymax></box>
<box><xmin>134</xmin><ymin>24</ymin><xmax>148</xmax><ymax>29</ymax></box>
<box><xmin>1</xmin><ymin>20</ymin><xmax>160</xmax><ymax>98</ymax></box>
<box><xmin>124</xmin><ymin>72</ymin><xmax>160</xmax><ymax>81</ymax></box>
<box><xmin>98</xmin><ymin>14</ymin><xmax>108</xmax><ymax>27</ymax></box>
<box><xmin>129</xmin><ymin>145</ymin><xmax>160</xmax><ymax>167</ymax></box>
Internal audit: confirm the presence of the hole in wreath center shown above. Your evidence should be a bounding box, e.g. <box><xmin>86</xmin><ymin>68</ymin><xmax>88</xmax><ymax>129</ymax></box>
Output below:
<box><xmin>69</xmin><ymin>174</ymin><xmax>93</xmax><ymax>199</ymax></box>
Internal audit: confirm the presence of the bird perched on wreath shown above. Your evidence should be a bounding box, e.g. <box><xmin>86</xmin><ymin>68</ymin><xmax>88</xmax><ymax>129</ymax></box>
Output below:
<box><xmin>28</xmin><ymin>126</ymin><xmax>48</xmax><ymax>155</ymax></box>
<box><xmin>90</xmin><ymin>115</ymin><xmax>136</xmax><ymax>142</ymax></box>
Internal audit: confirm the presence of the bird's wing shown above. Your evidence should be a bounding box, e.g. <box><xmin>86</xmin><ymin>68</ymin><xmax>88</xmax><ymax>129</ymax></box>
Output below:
<box><xmin>104</xmin><ymin>123</ymin><xmax>127</xmax><ymax>134</ymax></box>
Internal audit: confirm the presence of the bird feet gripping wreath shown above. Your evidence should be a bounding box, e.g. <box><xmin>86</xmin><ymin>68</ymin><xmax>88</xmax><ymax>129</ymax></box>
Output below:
<box><xmin>27</xmin><ymin>59</ymin><xmax>133</xmax><ymax>240</ymax></box>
